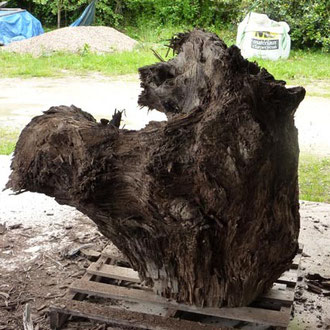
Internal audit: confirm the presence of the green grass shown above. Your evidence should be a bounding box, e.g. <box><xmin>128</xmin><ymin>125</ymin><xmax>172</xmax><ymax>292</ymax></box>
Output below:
<box><xmin>0</xmin><ymin>128</ymin><xmax>19</xmax><ymax>155</ymax></box>
<box><xmin>1</xmin><ymin>46</ymin><xmax>328</xmax><ymax>86</ymax></box>
<box><xmin>299</xmin><ymin>154</ymin><xmax>330</xmax><ymax>203</ymax></box>
<box><xmin>252</xmin><ymin>50</ymin><xmax>330</xmax><ymax>87</ymax></box>
<box><xmin>0</xmin><ymin>47</ymin><xmax>169</xmax><ymax>78</ymax></box>
<box><xmin>1</xmin><ymin>25</ymin><xmax>328</xmax><ymax>90</ymax></box>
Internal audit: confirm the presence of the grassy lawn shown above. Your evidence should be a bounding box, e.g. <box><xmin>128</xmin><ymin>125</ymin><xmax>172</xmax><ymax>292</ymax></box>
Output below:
<box><xmin>253</xmin><ymin>51</ymin><xmax>330</xmax><ymax>84</ymax></box>
<box><xmin>299</xmin><ymin>154</ymin><xmax>330</xmax><ymax>203</ymax></box>
<box><xmin>0</xmin><ymin>26</ymin><xmax>329</xmax><ymax>95</ymax></box>
<box><xmin>0</xmin><ymin>128</ymin><xmax>19</xmax><ymax>155</ymax></box>
<box><xmin>0</xmin><ymin>48</ymin><xmax>161</xmax><ymax>78</ymax></box>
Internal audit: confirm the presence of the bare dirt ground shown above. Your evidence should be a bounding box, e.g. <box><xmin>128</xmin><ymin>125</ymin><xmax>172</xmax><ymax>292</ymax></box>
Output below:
<box><xmin>0</xmin><ymin>76</ymin><xmax>329</xmax><ymax>329</ymax></box>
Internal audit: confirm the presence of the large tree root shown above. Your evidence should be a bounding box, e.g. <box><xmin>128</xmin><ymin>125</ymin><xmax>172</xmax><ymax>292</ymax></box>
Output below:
<box><xmin>6</xmin><ymin>30</ymin><xmax>305</xmax><ymax>307</ymax></box>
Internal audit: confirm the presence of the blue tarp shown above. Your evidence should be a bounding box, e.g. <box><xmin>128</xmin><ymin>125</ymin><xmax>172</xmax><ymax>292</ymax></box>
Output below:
<box><xmin>70</xmin><ymin>0</ymin><xmax>97</xmax><ymax>27</ymax></box>
<box><xmin>0</xmin><ymin>9</ymin><xmax>44</xmax><ymax>45</ymax></box>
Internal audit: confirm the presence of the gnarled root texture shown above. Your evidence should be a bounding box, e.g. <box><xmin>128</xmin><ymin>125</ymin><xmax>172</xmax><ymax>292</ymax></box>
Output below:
<box><xmin>6</xmin><ymin>30</ymin><xmax>305</xmax><ymax>307</ymax></box>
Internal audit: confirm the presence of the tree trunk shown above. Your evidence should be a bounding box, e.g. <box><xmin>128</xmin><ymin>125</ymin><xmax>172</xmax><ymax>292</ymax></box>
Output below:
<box><xmin>6</xmin><ymin>30</ymin><xmax>305</xmax><ymax>308</ymax></box>
<box><xmin>57</xmin><ymin>0</ymin><xmax>61</xmax><ymax>29</ymax></box>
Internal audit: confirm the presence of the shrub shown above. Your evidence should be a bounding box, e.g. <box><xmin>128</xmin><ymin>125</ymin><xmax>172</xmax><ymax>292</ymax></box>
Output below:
<box><xmin>6</xmin><ymin>0</ymin><xmax>329</xmax><ymax>50</ymax></box>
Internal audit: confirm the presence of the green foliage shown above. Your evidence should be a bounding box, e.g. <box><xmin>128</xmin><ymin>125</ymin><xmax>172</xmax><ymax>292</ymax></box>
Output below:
<box><xmin>7</xmin><ymin>0</ymin><xmax>56</xmax><ymax>26</ymax></box>
<box><xmin>299</xmin><ymin>154</ymin><xmax>330</xmax><ymax>203</ymax></box>
<box><xmin>0</xmin><ymin>128</ymin><xmax>19</xmax><ymax>155</ymax></box>
<box><xmin>80</xmin><ymin>43</ymin><xmax>91</xmax><ymax>56</ymax></box>
<box><xmin>93</xmin><ymin>0</ymin><xmax>123</xmax><ymax>26</ymax></box>
<box><xmin>241</xmin><ymin>0</ymin><xmax>329</xmax><ymax>51</ymax></box>
<box><xmin>8</xmin><ymin>0</ymin><xmax>240</xmax><ymax>30</ymax></box>
<box><xmin>5</xmin><ymin>0</ymin><xmax>330</xmax><ymax>50</ymax></box>
<box><xmin>120</xmin><ymin>0</ymin><xmax>242</xmax><ymax>28</ymax></box>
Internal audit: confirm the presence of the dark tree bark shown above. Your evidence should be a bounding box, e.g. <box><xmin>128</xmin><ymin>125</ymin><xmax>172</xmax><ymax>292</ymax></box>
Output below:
<box><xmin>6</xmin><ymin>30</ymin><xmax>305</xmax><ymax>308</ymax></box>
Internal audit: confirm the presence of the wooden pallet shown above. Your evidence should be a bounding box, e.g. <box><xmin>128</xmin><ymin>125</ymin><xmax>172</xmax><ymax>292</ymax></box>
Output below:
<box><xmin>49</xmin><ymin>246</ymin><xmax>302</xmax><ymax>330</ymax></box>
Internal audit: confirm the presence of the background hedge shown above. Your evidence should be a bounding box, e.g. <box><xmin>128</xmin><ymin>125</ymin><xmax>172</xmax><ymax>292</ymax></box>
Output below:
<box><xmin>6</xmin><ymin>0</ymin><xmax>329</xmax><ymax>51</ymax></box>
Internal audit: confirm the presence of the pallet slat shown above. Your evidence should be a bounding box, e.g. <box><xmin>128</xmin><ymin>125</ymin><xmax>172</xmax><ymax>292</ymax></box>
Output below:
<box><xmin>87</xmin><ymin>262</ymin><xmax>140</xmax><ymax>283</ymax></box>
<box><xmin>85</xmin><ymin>264</ymin><xmax>294</xmax><ymax>305</ymax></box>
<box><xmin>262</xmin><ymin>284</ymin><xmax>294</xmax><ymax>305</ymax></box>
<box><xmin>50</xmin><ymin>255</ymin><xmax>108</xmax><ymax>329</ymax></box>
<box><xmin>50</xmin><ymin>299</ymin><xmax>222</xmax><ymax>330</ymax></box>
<box><xmin>277</xmin><ymin>270</ymin><xmax>299</xmax><ymax>287</ymax></box>
<box><xmin>51</xmin><ymin>245</ymin><xmax>302</xmax><ymax>329</ymax></box>
<box><xmin>291</xmin><ymin>249</ymin><xmax>303</xmax><ymax>270</ymax></box>
<box><xmin>69</xmin><ymin>280</ymin><xmax>291</xmax><ymax>327</ymax></box>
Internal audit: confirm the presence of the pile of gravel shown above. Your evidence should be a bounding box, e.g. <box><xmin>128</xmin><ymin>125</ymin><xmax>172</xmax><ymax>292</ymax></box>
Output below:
<box><xmin>3</xmin><ymin>26</ymin><xmax>138</xmax><ymax>56</ymax></box>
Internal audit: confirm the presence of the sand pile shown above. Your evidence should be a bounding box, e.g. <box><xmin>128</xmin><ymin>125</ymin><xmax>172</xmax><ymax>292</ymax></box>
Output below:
<box><xmin>3</xmin><ymin>26</ymin><xmax>138</xmax><ymax>56</ymax></box>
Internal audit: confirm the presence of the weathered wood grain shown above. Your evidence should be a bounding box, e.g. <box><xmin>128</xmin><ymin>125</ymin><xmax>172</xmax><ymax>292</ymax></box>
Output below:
<box><xmin>6</xmin><ymin>29</ymin><xmax>305</xmax><ymax>308</ymax></box>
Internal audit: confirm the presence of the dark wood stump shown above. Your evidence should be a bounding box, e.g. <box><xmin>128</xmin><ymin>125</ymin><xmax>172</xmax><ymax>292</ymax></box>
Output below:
<box><xmin>6</xmin><ymin>30</ymin><xmax>305</xmax><ymax>307</ymax></box>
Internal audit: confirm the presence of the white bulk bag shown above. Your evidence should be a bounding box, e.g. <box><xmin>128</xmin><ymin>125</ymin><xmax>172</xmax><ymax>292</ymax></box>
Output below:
<box><xmin>236</xmin><ymin>12</ymin><xmax>291</xmax><ymax>60</ymax></box>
